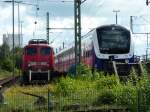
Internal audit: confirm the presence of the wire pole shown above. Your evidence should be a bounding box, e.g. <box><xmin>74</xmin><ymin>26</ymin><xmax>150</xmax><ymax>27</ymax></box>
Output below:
<box><xmin>146</xmin><ymin>33</ymin><xmax>149</xmax><ymax>61</ymax></box>
<box><xmin>12</xmin><ymin>0</ymin><xmax>15</xmax><ymax>79</ymax></box>
<box><xmin>130</xmin><ymin>16</ymin><xmax>133</xmax><ymax>33</ymax></box>
<box><xmin>74</xmin><ymin>0</ymin><xmax>81</xmax><ymax>75</ymax></box>
<box><xmin>146</xmin><ymin>0</ymin><xmax>150</xmax><ymax>5</ymax></box>
<box><xmin>113</xmin><ymin>10</ymin><xmax>120</xmax><ymax>24</ymax></box>
<box><xmin>3</xmin><ymin>1</ymin><xmax>22</xmax><ymax>47</ymax></box>
<box><xmin>20</xmin><ymin>21</ymin><xmax>23</xmax><ymax>46</ymax></box>
<box><xmin>17</xmin><ymin>2</ymin><xmax>21</xmax><ymax>47</ymax></box>
<box><xmin>46</xmin><ymin>12</ymin><xmax>49</xmax><ymax>44</ymax></box>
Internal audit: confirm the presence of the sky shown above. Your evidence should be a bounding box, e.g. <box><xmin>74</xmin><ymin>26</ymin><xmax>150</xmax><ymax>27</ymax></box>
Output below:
<box><xmin>0</xmin><ymin>0</ymin><xmax>150</xmax><ymax>56</ymax></box>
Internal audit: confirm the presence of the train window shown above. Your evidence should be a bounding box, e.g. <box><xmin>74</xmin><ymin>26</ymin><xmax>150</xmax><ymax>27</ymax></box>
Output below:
<box><xmin>97</xmin><ymin>27</ymin><xmax>130</xmax><ymax>54</ymax></box>
<box><xmin>40</xmin><ymin>47</ymin><xmax>51</xmax><ymax>55</ymax></box>
<box><xmin>26</xmin><ymin>47</ymin><xmax>37</xmax><ymax>55</ymax></box>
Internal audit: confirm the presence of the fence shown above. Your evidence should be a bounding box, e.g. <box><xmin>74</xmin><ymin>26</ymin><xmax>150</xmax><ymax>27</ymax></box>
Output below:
<box><xmin>0</xmin><ymin>63</ymin><xmax>150</xmax><ymax>112</ymax></box>
<box><xmin>0</xmin><ymin>88</ymin><xmax>150</xmax><ymax>112</ymax></box>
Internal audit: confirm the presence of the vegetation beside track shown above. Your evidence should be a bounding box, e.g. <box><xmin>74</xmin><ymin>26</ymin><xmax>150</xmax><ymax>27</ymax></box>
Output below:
<box><xmin>2</xmin><ymin>64</ymin><xmax>150</xmax><ymax>111</ymax></box>
<box><xmin>0</xmin><ymin>43</ymin><xmax>22</xmax><ymax>79</ymax></box>
<box><xmin>0</xmin><ymin>70</ymin><xmax>11</xmax><ymax>79</ymax></box>
<box><xmin>1</xmin><ymin>84</ymin><xmax>55</xmax><ymax>112</ymax></box>
<box><xmin>0</xmin><ymin>69</ymin><xmax>21</xmax><ymax>79</ymax></box>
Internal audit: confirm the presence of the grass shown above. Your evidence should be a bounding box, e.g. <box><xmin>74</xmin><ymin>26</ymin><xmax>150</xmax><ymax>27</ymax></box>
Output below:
<box><xmin>0</xmin><ymin>69</ymin><xmax>21</xmax><ymax>79</ymax></box>
<box><xmin>1</xmin><ymin>64</ymin><xmax>150</xmax><ymax>112</ymax></box>
<box><xmin>0</xmin><ymin>76</ymin><xmax>136</xmax><ymax>111</ymax></box>
<box><xmin>0</xmin><ymin>70</ymin><xmax>11</xmax><ymax>79</ymax></box>
<box><xmin>1</xmin><ymin>84</ymin><xmax>55</xmax><ymax>112</ymax></box>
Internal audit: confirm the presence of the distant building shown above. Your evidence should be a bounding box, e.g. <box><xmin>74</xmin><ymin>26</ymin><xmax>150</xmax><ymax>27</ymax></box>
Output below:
<box><xmin>3</xmin><ymin>34</ymin><xmax>23</xmax><ymax>49</ymax></box>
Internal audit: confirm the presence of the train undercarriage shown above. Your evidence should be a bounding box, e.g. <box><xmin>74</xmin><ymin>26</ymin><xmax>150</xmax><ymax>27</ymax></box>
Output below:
<box><xmin>101</xmin><ymin>61</ymin><xmax>143</xmax><ymax>80</ymax></box>
<box><xmin>22</xmin><ymin>70</ymin><xmax>51</xmax><ymax>84</ymax></box>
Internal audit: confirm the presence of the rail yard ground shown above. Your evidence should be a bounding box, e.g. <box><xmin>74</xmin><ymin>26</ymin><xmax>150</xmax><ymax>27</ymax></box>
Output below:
<box><xmin>0</xmin><ymin>70</ymin><xmax>12</xmax><ymax>79</ymax></box>
<box><xmin>0</xmin><ymin>69</ymin><xmax>21</xmax><ymax>80</ymax></box>
<box><xmin>0</xmin><ymin>64</ymin><xmax>150</xmax><ymax>112</ymax></box>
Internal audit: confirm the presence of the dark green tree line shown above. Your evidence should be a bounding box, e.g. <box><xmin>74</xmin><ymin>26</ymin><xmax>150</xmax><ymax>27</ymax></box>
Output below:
<box><xmin>0</xmin><ymin>43</ymin><xmax>22</xmax><ymax>72</ymax></box>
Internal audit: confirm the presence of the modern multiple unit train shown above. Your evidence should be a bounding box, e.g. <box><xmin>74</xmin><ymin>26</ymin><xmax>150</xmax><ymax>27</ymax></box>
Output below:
<box><xmin>22</xmin><ymin>24</ymin><xmax>135</xmax><ymax>82</ymax></box>
<box><xmin>55</xmin><ymin>24</ymin><xmax>134</xmax><ymax>75</ymax></box>
<box><xmin>22</xmin><ymin>39</ymin><xmax>54</xmax><ymax>83</ymax></box>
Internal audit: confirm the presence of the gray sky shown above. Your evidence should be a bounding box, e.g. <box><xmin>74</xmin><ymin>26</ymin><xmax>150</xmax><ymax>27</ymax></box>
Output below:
<box><xmin>0</xmin><ymin>0</ymin><xmax>150</xmax><ymax>56</ymax></box>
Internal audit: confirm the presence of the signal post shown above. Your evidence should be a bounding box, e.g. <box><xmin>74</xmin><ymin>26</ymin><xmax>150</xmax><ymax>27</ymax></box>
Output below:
<box><xmin>74</xmin><ymin>0</ymin><xmax>81</xmax><ymax>75</ymax></box>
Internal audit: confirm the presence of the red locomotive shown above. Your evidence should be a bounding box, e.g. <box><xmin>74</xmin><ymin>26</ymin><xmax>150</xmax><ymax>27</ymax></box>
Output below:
<box><xmin>22</xmin><ymin>39</ymin><xmax>54</xmax><ymax>83</ymax></box>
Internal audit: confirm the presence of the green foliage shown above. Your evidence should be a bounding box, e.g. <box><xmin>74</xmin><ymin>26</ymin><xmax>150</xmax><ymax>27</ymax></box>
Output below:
<box><xmin>128</xmin><ymin>67</ymin><xmax>139</xmax><ymax>84</ymax></box>
<box><xmin>1</xmin><ymin>58</ymin><xmax>13</xmax><ymax>72</ymax></box>
<box><xmin>0</xmin><ymin>43</ymin><xmax>10</xmax><ymax>60</ymax></box>
<box><xmin>56</xmin><ymin>76</ymin><xmax>95</xmax><ymax>96</ymax></box>
<box><xmin>55</xmin><ymin>64</ymin><xmax>150</xmax><ymax>111</ymax></box>
<box><xmin>14</xmin><ymin>47</ymin><xmax>23</xmax><ymax>69</ymax></box>
<box><xmin>76</xmin><ymin>64</ymin><xmax>92</xmax><ymax>75</ymax></box>
<box><xmin>0</xmin><ymin>44</ymin><xmax>22</xmax><ymax>73</ymax></box>
<box><xmin>136</xmin><ymin>69</ymin><xmax>150</xmax><ymax>111</ymax></box>
<box><xmin>95</xmin><ymin>75</ymin><xmax>120</xmax><ymax>89</ymax></box>
<box><xmin>2</xmin><ymin>63</ymin><xmax>150</xmax><ymax>111</ymax></box>
<box><xmin>114</xmin><ymin>83</ymin><xmax>137</xmax><ymax>111</ymax></box>
<box><xmin>94</xmin><ymin>90</ymin><xmax>116</xmax><ymax>105</ymax></box>
<box><xmin>0</xmin><ymin>70</ymin><xmax>11</xmax><ymax>78</ymax></box>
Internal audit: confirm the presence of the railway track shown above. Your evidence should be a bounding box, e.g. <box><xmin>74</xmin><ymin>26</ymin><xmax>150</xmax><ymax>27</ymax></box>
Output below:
<box><xmin>0</xmin><ymin>76</ymin><xmax>20</xmax><ymax>88</ymax></box>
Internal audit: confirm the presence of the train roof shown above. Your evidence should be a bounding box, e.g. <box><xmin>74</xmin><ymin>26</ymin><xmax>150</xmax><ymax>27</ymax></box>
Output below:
<box><xmin>96</xmin><ymin>24</ymin><xmax>130</xmax><ymax>32</ymax></box>
<box><xmin>28</xmin><ymin>39</ymin><xmax>48</xmax><ymax>44</ymax></box>
<box><xmin>55</xmin><ymin>46</ymin><xmax>74</xmax><ymax>57</ymax></box>
<box><xmin>24</xmin><ymin>39</ymin><xmax>53</xmax><ymax>48</ymax></box>
<box><xmin>55</xmin><ymin>24</ymin><xmax>130</xmax><ymax>57</ymax></box>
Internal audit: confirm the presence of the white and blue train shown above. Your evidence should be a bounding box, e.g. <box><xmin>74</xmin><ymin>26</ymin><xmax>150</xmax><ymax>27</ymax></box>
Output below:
<box><xmin>55</xmin><ymin>24</ymin><xmax>134</xmax><ymax>74</ymax></box>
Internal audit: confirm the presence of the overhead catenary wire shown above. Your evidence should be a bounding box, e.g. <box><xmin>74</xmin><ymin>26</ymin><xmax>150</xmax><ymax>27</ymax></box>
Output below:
<box><xmin>140</xmin><ymin>16</ymin><xmax>150</xmax><ymax>24</ymax></box>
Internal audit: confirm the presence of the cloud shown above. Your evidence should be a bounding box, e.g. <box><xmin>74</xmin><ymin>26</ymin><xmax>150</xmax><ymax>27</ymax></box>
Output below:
<box><xmin>0</xmin><ymin>0</ymin><xmax>149</xmax><ymax>56</ymax></box>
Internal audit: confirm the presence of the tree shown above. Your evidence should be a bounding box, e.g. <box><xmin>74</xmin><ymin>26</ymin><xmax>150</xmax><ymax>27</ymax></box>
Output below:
<box><xmin>13</xmin><ymin>47</ymin><xmax>23</xmax><ymax>69</ymax></box>
<box><xmin>0</xmin><ymin>43</ymin><xmax>10</xmax><ymax>60</ymax></box>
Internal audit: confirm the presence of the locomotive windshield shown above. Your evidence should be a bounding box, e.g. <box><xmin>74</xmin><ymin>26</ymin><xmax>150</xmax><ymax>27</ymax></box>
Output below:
<box><xmin>40</xmin><ymin>47</ymin><xmax>51</xmax><ymax>55</ymax></box>
<box><xmin>26</xmin><ymin>47</ymin><xmax>37</xmax><ymax>55</ymax></box>
<box><xmin>97</xmin><ymin>27</ymin><xmax>130</xmax><ymax>54</ymax></box>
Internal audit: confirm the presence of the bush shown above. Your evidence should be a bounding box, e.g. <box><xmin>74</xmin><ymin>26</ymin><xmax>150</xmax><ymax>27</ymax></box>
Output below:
<box><xmin>55</xmin><ymin>64</ymin><xmax>150</xmax><ymax>111</ymax></box>
<box><xmin>1</xmin><ymin>58</ymin><xmax>13</xmax><ymax>72</ymax></box>
<box><xmin>68</xmin><ymin>64</ymin><xmax>93</xmax><ymax>79</ymax></box>
<box><xmin>55</xmin><ymin>76</ymin><xmax>96</xmax><ymax>96</ymax></box>
<box><xmin>95</xmin><ymin>75</ymin><xmax>120</xmax><ymax>90</ymax></box>
<box><xmin>93</xmin><ymin>90</ymin><xmax>116</xmax><ymax>105</ymax></box>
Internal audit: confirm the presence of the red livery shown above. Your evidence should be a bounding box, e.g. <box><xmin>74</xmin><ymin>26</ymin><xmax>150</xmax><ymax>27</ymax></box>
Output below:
<box><xmin>22</xmin><ymin>39</ymin><xmax>54</xmax><ymax>83</ymax></box>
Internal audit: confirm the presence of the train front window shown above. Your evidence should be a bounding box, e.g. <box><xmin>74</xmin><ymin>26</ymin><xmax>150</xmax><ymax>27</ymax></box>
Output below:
<box><xmin>97</xmin><ymin>29</ymin><xmax>130</xmax><ymax>54</ymax></box>
<box><xmin>26</xmin><ymin>47</ymin><xmax>37</xmax><ymax>55</ymax></box>
<box><xmin>40</xmin><ymin>47</ymin><xmax>51</xmax><ymax>55</ymax></box>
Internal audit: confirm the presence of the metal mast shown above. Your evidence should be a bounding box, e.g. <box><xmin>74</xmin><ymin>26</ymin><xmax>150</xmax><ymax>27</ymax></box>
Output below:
<box><xmin>130</xmin><ymin>16</ymin><xmax>133</xmax><ymax>33</ymax></box>
<box><xmin>113</xmin><ymin>10</ymin><xmax>120</xmax><ymax>24</ymax></box>
<box><xmin>74</xmin><ymin>0</ymin><xmax>81</xmax><ymax>75</ymax></box>
<box><xmin>46</xmin><ymin>12</ymin><xmax>49</xmax><ymax>44</ymax></box>
<box><xmin>146</xmin><ymin>0</ymin><xmax>150</xmax><ymax>5</ymax></box>
<box><xmin>12</xmin><ymin>0</ymin><xmax>15</xmax><ymax>80</ymax></box>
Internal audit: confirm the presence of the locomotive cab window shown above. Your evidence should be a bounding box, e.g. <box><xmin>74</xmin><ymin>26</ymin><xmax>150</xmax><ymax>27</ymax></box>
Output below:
<box><xmin>40</xmin><ymin>47</ymin><xmax>51</xmax><ymax>55</ymax></box>
<box><xmin>26</xmin><ymin>47</ymin><xmax>37</xmax><ymax>55</ymax></box>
